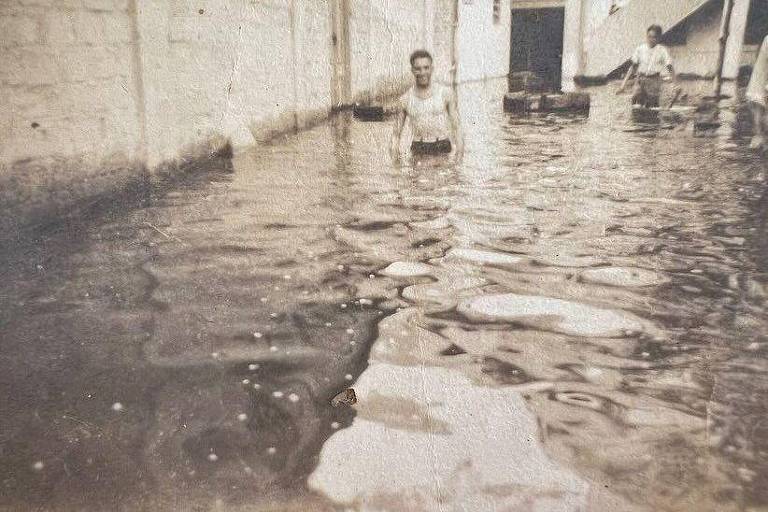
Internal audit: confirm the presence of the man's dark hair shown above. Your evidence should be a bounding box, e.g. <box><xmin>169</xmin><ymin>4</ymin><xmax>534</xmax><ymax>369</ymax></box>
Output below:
<box><xmin>410</xmin><ymin>49</ymin><xmax>433</xmax><ymax>66</ymax></box>
<box><xmin>647</xmin><ymin>24</ymin><xmax>663</xmax><ymax>37</ymax></box>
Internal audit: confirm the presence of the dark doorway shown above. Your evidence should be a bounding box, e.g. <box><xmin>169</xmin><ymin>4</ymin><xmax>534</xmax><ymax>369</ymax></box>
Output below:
<box><xmin>510</xmin><ymin>8</ymin><xmax>565</xmax><ymax>92</ymax></box>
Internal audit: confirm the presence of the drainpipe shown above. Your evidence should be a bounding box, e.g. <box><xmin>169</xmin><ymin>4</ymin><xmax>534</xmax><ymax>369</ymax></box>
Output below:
<box><xmin>451</xmin><ymin>0</ymin><xmax>459</xmax><ymax>86</ymax></box>
<box><xmin>127</xmin><ymin>0</ymin><xmax>147</xmax><ymax>164</ymax></box>
<box><xmin>366</xmin><ymin>1</ymin><xmax>373</xmax><ymax>104</ymax></box>
<box><xmin>713</xmin><ymin>0</ymin><xmax>736</xmax><ymax>98</ymax></box>
<box><xmin>289</xmin><ymin>0</ymin><xmax>299</xmax><ymax>129</ymax></box>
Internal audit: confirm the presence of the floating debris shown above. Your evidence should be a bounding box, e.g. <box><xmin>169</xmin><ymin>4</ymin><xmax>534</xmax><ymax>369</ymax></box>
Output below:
<box><xmin>237</xmin><ymin>413</ymin><xmax>248</xmax><ymax>422</ymax></box>
<box><xmin>331</xmin><ymin>388</ymin><xmax>357</xmax><ymax>407</ymax></box>
<box><xmin>288</xmin><ymin>393</ymin><xmax>300</xmax><ymax>403</ymax></box>
<box><xmin>111</xmin><ymin>402</ymin><xmax>124</xmax><ymax>412</ymax></box>
<box><xmin>32</xmin><ymin>461</ymin><xmax>44</xmax><ymax>471</ymax></box>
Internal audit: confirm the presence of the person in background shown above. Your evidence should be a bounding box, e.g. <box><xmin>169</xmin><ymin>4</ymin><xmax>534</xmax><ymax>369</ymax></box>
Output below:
<box><xmin>617</xmin><ymin>24</ymin><xmax>680</xmax><ymax>108</ymax></box>
<box><xmin>747</xmin><ymin>35</ymin><xmax>768</xmax><ymax>150</ymax></box>
<box><xmin>390</xmin><ymin>50</ymin><xmax>464</xmax><ymax>165</ymax></box>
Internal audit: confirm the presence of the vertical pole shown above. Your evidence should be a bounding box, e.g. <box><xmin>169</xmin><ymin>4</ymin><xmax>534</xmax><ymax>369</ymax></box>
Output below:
<box><xmin>330</xmin><ymin>0</ymin><xmax>351</xmax><ymax>110</ymax></box>
<box><xmin>721</xmin><ymin>0</ymin><xmax>752</xmax><ymax>94</ymax></box>
<box><xmin>451</xmin><ymin>0</ymin><xmax>459</xmax><ymax>87</ymax></box>
<box><xmin>561</xmin><ymin>0</ymin><xmax>584</xmax><ymax>92</ymax></box>
<box><xmin>367</xmin><ymin>1</ymin><xmax>373</xmax><ymax>104</ymax></box>
<box><xmin>579</xmin><ymin>0</ymin><xmax>588</xmax><ymax>77</ymax></box>
<box><xmin>713</xmin><ymin>0</ymin><xmax>736</xmax><ymax>98</ymax></box>
<box><xmin>127</xmin><ymin>0</ymin><xmax>147</xmax><ymax>163</ymax></box>
<box><xmin>127</xmin><ymin>0</ymin><xmax>150</xmax><ymax>203</ymax></box>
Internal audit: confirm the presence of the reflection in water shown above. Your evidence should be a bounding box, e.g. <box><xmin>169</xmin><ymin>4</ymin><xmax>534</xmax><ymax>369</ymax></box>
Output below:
<box><xmin>1</xmin><ymin>81</ymin><xmax>767</xmax><ymax>511</ymax></box>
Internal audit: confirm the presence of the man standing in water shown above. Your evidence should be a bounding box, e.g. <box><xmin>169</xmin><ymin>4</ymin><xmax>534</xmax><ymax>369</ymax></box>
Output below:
<box><xmin>747</xmin><ymin>35</ymin><xmax>768</xmax><ymax>150</ymax></box>
<box><xmin>617</xmin><ymin>25</ymin><xmax>679</xmax><ymax>108</ymax></box>
<box><xmin>390</xmin><ymin>50</ymin><xmax>464</xmax><ymax>164</ymax></box>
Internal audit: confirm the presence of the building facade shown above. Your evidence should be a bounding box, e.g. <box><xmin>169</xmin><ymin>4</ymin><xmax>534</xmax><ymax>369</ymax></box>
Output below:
<box><xmin>509</xmin><ymin>0</ymin><xmax>768</xmax><ymax>91</ymax></box>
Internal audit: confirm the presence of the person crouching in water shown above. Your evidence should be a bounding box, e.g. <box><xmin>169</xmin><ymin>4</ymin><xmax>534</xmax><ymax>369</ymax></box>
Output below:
<box><xmin>747</xmin><ymin>35</ymin><xmax>768</xmax><ymax>150</ymax></box>
<box><xmin>617</xmin><ymin>24</ymin><xmax>680</xmax><ymax>108</ymax></box>
<box><xmin>390</xmin><ymin>50</ymin><xmax>464</xmax><ymax>165</ymax></box>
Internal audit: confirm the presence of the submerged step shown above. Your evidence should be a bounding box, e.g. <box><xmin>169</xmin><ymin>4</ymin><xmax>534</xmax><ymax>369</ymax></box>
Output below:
<box><xmin>503</xmin><ymin>92</ymin><xmax>591</xmax><ymax>114</ymax></box>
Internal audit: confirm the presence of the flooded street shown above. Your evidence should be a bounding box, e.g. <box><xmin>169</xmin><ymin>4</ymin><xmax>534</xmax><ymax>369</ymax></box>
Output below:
<box><xmin>2</xmin><ymin>80</ymin><xmax>768</xmax><ymax>511</ymax></box>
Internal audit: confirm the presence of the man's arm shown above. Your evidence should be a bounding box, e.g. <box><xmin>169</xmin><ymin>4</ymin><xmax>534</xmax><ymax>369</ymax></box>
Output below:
<box><xmin>390</xmin><ymin>104</ymin><xmax>407</xmax><ymax>162</ymax></box>
<box><xmin>617</xmin><ymin>63</ymin><xmax>637</xmax><ymax>94</ymax></box>
<box><xmin>618</xmin><ymin>47</ymin><xmax>640</xmax><ymax>93</ymax></box>
<box><xmin>664</xmin><ymin>47</ymin><xmax>679</xmax><ymax>90</ymax></box>
<box><xmin>446</xmin><ymin>88</ymin><xmax>464</xmax><ymax>162</ymax></box>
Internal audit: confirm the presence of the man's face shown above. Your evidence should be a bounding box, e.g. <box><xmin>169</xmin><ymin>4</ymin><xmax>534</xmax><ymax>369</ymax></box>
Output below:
<box><xmin>411</xmin><ymin>57</ymin><xmax>433</xmax><ymax>87</ymax></box>
<box><xmin>646</xmin><ymin>31</ymin><xmax>659</xmax><ymax>47</ymax></box>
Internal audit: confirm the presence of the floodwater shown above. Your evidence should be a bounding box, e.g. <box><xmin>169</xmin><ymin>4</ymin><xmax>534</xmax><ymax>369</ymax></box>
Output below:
<box><xmin>1</xmin><ymin>81</ymin><xmax>767</xmax><ymax>512</ymax></box>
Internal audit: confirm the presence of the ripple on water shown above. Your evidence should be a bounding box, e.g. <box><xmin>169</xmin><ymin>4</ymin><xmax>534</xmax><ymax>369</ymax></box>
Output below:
<box><xmin>578</xmin><ymin>266</ymin><xmax>670</xmax><ymax>287</ymax></box>
<box><xmin>457</xmin><ymin>293</ymin><xmax>653</xmax><ymax>338</ymax></box>
<box><xmin>443</xmin><ymin>247</ymin><xmax>528</xmax><ymax>268</ymax></box>
<box><xmin>379</xmin><ymin>261</ymin><xmax>435</xmax><ymax>278</ymax></box>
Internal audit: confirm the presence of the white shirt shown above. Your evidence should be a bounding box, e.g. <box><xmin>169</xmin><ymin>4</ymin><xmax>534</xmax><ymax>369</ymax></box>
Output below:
<box><xmin>401</xmin><ymin>84</ymin><xmax>451</xmax><ymax>141</ymax></box>
<box><xmin>632</xmin><ymin>43</ymin><xmax>672</xmax><ymax>76</ymax></box>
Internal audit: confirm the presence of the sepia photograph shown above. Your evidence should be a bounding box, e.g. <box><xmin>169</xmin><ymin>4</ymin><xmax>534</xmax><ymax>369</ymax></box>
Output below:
<box><xmin>1</xmin><ymin>0</ymin><xmax>768</xmax><ymax>510</ymax></box>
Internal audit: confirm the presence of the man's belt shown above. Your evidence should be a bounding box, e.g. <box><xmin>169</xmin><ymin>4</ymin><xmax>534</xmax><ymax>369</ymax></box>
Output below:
<box><xmin>638</xmin><ymin>73</ymin><xmax>661</xmax><ymax>78</ymax></box>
